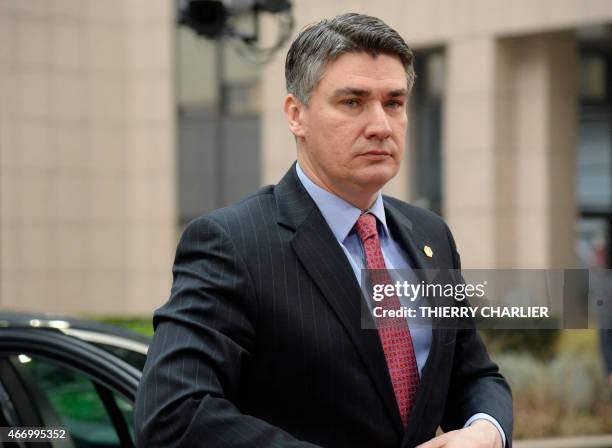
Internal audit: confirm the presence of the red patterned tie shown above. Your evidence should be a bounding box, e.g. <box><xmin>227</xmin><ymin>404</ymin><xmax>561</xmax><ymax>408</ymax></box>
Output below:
<box><xmin>355</xmin><ymin>213</ymin><xmax>420</xmax><ymax>428</ymax></box>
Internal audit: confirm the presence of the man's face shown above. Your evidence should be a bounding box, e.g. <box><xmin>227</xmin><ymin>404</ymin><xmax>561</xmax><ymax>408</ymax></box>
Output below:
<box><xmin>288</xmin><ymin>52</ymin><xmax>408</xmax><ymax>206</ymax></box>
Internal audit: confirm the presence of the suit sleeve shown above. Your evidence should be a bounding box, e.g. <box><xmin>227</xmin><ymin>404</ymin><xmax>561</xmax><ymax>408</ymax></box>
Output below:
<box><xmin>134</xmin><ymin>216</ymin><xmax>322</xmax><ymax>448</ymax></box>
<box><xmin>439</xmin><ymin>224</ymin><xmax>514</xmax><ymax>447</ymax></box>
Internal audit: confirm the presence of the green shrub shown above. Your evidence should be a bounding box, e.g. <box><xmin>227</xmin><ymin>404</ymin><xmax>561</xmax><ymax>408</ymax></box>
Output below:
<box><xmin>91</xmin><ymin>316</ymin><xmax>154</xmax><ymax>337</ymax></box>
<box><xmin>482</xmin><ymin>329</ymin><xmax>560</xmax><ymax>360</ymax></box>
<box><xmin>495</xmin><ymin>351</ymin><xmax>611</xmax><ymax>438</ymax></box>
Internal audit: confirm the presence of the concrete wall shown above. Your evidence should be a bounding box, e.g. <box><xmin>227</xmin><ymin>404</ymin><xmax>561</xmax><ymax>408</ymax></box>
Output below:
<box><xmin>0</xmin><ymin>0</ymin><xmax>176</xmax><ymax>314</ymax></box>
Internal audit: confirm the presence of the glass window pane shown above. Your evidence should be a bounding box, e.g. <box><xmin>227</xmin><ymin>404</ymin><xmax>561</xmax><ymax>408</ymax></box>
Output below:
<box><xmin>411</xmin><ymin>50</ymin><xmax>444</xmax><ymax>215</ymax></box>
<box><xmin>115</xmin><ymin>393</ymin><xmax>134</xmax><ymax>440</ymax></box>
<box><xmin>577</xmin><ymin>118</ymin><xmax>612</xmax><ymax>210</ymax></box>
<box><xmin>11</xmin><ymin>355</ymin><xmax>124</xmax><ymax>447</ymax></box>
<box><xmin>581</xmin><ymin>55</ymin><xmax>607</xmax><ymax>101</ymax></box>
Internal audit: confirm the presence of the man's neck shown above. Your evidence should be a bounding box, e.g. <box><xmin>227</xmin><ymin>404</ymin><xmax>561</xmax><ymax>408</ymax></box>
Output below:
<box><xmin>296</xmin><ymin>159</ymin><xmax>379</xmax><ymax>212</ymax></box>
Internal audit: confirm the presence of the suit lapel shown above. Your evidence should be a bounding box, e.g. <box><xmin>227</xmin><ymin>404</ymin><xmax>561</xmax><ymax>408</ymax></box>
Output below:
<box><xmin>384</xmin><ymin>200</ymin><xmax>438</xmax><ymax>280</ymax></box>
<box><xmin>275</xmin><ymin>165</ymin><xmax>405</xmax><ymax>435</ymax></box>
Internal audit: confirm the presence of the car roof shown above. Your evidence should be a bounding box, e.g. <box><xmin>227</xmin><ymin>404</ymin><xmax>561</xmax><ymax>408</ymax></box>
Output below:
<box><xmin>0</xmin><ymin>312</ymin><xmax>150</xmax><ymax>355</ymax></box>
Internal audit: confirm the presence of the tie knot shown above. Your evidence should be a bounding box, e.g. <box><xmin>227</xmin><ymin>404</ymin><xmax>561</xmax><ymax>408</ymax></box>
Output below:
<box><xmin>355</xmin><ymin>213</ymin><xmax>378</xmax><ymax>242</ymax></box>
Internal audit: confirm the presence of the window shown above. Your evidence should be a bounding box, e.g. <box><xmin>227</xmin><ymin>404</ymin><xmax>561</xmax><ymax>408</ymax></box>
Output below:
<box><xmin>7</xmin><ymin>355</ymin><xmax>134</xmax><ymax>447</ymax></box>
<box><xmin>410</xmin><ymin>50</ymin><xmax>445</xmax><ymax>215</ymax></box>
<box><xmin>576</xmin><ymin>26</ymin><xmax>612</xmax><ymax>268</ymax></box>
<box><xmin>177</xmin><ymin>27</ymin><xmax>261</xmax><ymax>223</ymax></box>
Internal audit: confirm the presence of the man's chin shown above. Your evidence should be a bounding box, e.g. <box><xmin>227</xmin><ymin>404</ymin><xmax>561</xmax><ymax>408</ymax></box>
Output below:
<box><xmin>355</xmin><ymin>165</ymin><xmax>399</xmax><ymax>189</ymax></box>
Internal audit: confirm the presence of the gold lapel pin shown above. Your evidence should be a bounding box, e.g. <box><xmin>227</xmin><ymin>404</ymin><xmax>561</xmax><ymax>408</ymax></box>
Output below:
<box><xmin>423</xmin><ymin>245</ymin><xmax>433</xmax><ymax>258</ymax></box>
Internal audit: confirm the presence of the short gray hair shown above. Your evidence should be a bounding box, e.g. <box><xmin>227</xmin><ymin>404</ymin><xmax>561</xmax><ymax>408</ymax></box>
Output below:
<box><xmin>285</xmin><ymin>13</ymin><xmax>415</xmax><ymax>105</ymax></box>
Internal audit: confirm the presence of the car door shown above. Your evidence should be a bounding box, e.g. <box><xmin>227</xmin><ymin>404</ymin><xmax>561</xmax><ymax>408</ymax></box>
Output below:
<box><xmin>0</xmin><ymin>328</ymin><xmax>140</xmax><ymax>448</ymax></box>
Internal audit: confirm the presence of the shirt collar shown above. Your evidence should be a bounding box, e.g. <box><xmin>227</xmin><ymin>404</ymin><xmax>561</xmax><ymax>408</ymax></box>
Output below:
<box><xmin>295</xmin><ymin>162</ymin><xmax>389</xmax><ymax>242</ymax></box>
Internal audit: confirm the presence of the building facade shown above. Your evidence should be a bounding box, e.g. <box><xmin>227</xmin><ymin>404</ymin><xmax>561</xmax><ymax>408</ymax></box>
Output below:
<box><xmin>0</xmin><ymin>0</ymin><xmax>176</xmax><ymax>314</ymax></box>
<box><xmin>1</xmin><ymin>0</ymin><xmax>611</xmax><ymax>314</ymax></box>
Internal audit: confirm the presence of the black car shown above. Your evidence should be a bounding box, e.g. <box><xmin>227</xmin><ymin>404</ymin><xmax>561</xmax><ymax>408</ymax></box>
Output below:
<box><xmin>0</xmin><ymin>313</ymin><xmax>150</xmax><ymax>448</ymax></box>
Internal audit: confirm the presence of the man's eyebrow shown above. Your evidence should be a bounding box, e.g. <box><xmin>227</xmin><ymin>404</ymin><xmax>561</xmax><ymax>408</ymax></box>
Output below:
<box><xmin>332</xmin><ymin>87</ymin><xmax>370</xmax><ymax>97</ymax></box>
<box><xmin>388</xmin><ymin>88</ymin><xmax>408</xmax><ymax>98</ymax></box>
<box><xmin>332</xmin><ymin>87</ymin><xmax>409</xmax><ymax>98</ymax></box>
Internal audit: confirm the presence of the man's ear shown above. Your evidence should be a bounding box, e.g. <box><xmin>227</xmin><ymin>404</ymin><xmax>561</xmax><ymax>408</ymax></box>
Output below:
<box><xmin>284</xmin><ymin>94</ymin><xmax>306</xmax><ymax>138</ymax></box>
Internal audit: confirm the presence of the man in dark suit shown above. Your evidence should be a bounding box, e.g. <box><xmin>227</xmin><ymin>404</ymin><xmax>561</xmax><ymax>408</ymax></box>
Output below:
<box><xmin>135</xmin><ymin>13</ymin><xmax>512</xmax><ymax>448</ymax></box>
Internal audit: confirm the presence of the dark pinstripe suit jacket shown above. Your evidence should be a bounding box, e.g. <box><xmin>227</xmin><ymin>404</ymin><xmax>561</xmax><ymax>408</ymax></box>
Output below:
<box><xmin>134</xmin><ymin>164</ymin><xmax>512</xmax><ymax>448</ymax></box>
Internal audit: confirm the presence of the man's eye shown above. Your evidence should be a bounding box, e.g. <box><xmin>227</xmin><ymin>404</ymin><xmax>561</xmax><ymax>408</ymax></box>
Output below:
<box><xmin>386</xmin><ymin>101</ymin><xmax>404</xmax><ymax>109</ymax></box>
<box><xmin>342</xmin><ymin>99</ymin><xmax>360</xmax><ymax>108</ymax></box>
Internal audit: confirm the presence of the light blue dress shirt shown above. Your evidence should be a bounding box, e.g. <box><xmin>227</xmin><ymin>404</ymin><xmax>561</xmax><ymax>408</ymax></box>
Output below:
<box><xmin>295</xmin><ymin>162</ymin><xmax>506</xmax><ymax>446</ymax></box>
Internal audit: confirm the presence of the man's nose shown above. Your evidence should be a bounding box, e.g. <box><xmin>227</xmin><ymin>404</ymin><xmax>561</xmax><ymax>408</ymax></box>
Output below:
<box><xmin>364</xmin><ymin>103</ymin><xmax>392</xmax><ymax>140</ymax></box>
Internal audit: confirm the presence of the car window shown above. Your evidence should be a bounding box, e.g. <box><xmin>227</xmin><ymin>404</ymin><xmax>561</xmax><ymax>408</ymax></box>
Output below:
<box><xmin>114</xmin><ymin>393</ymin><xmax>134</xmax><ymax>441</ymax></box>
<box><xmin>0</xmin><ymin>379</ymin><xmax>21</xmax><ymax>448</ymax></box>
<box><xmin>10</xmin><ymin>355</ymin><xmax>133</xmax><ymax>448</ymax></box>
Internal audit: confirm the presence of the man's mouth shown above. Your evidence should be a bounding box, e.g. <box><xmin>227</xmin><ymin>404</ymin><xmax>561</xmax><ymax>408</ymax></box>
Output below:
<box><xmin>362</xmin><ymin>150</ymin><xmax>391</xmax><ymax>157</ymax></box>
